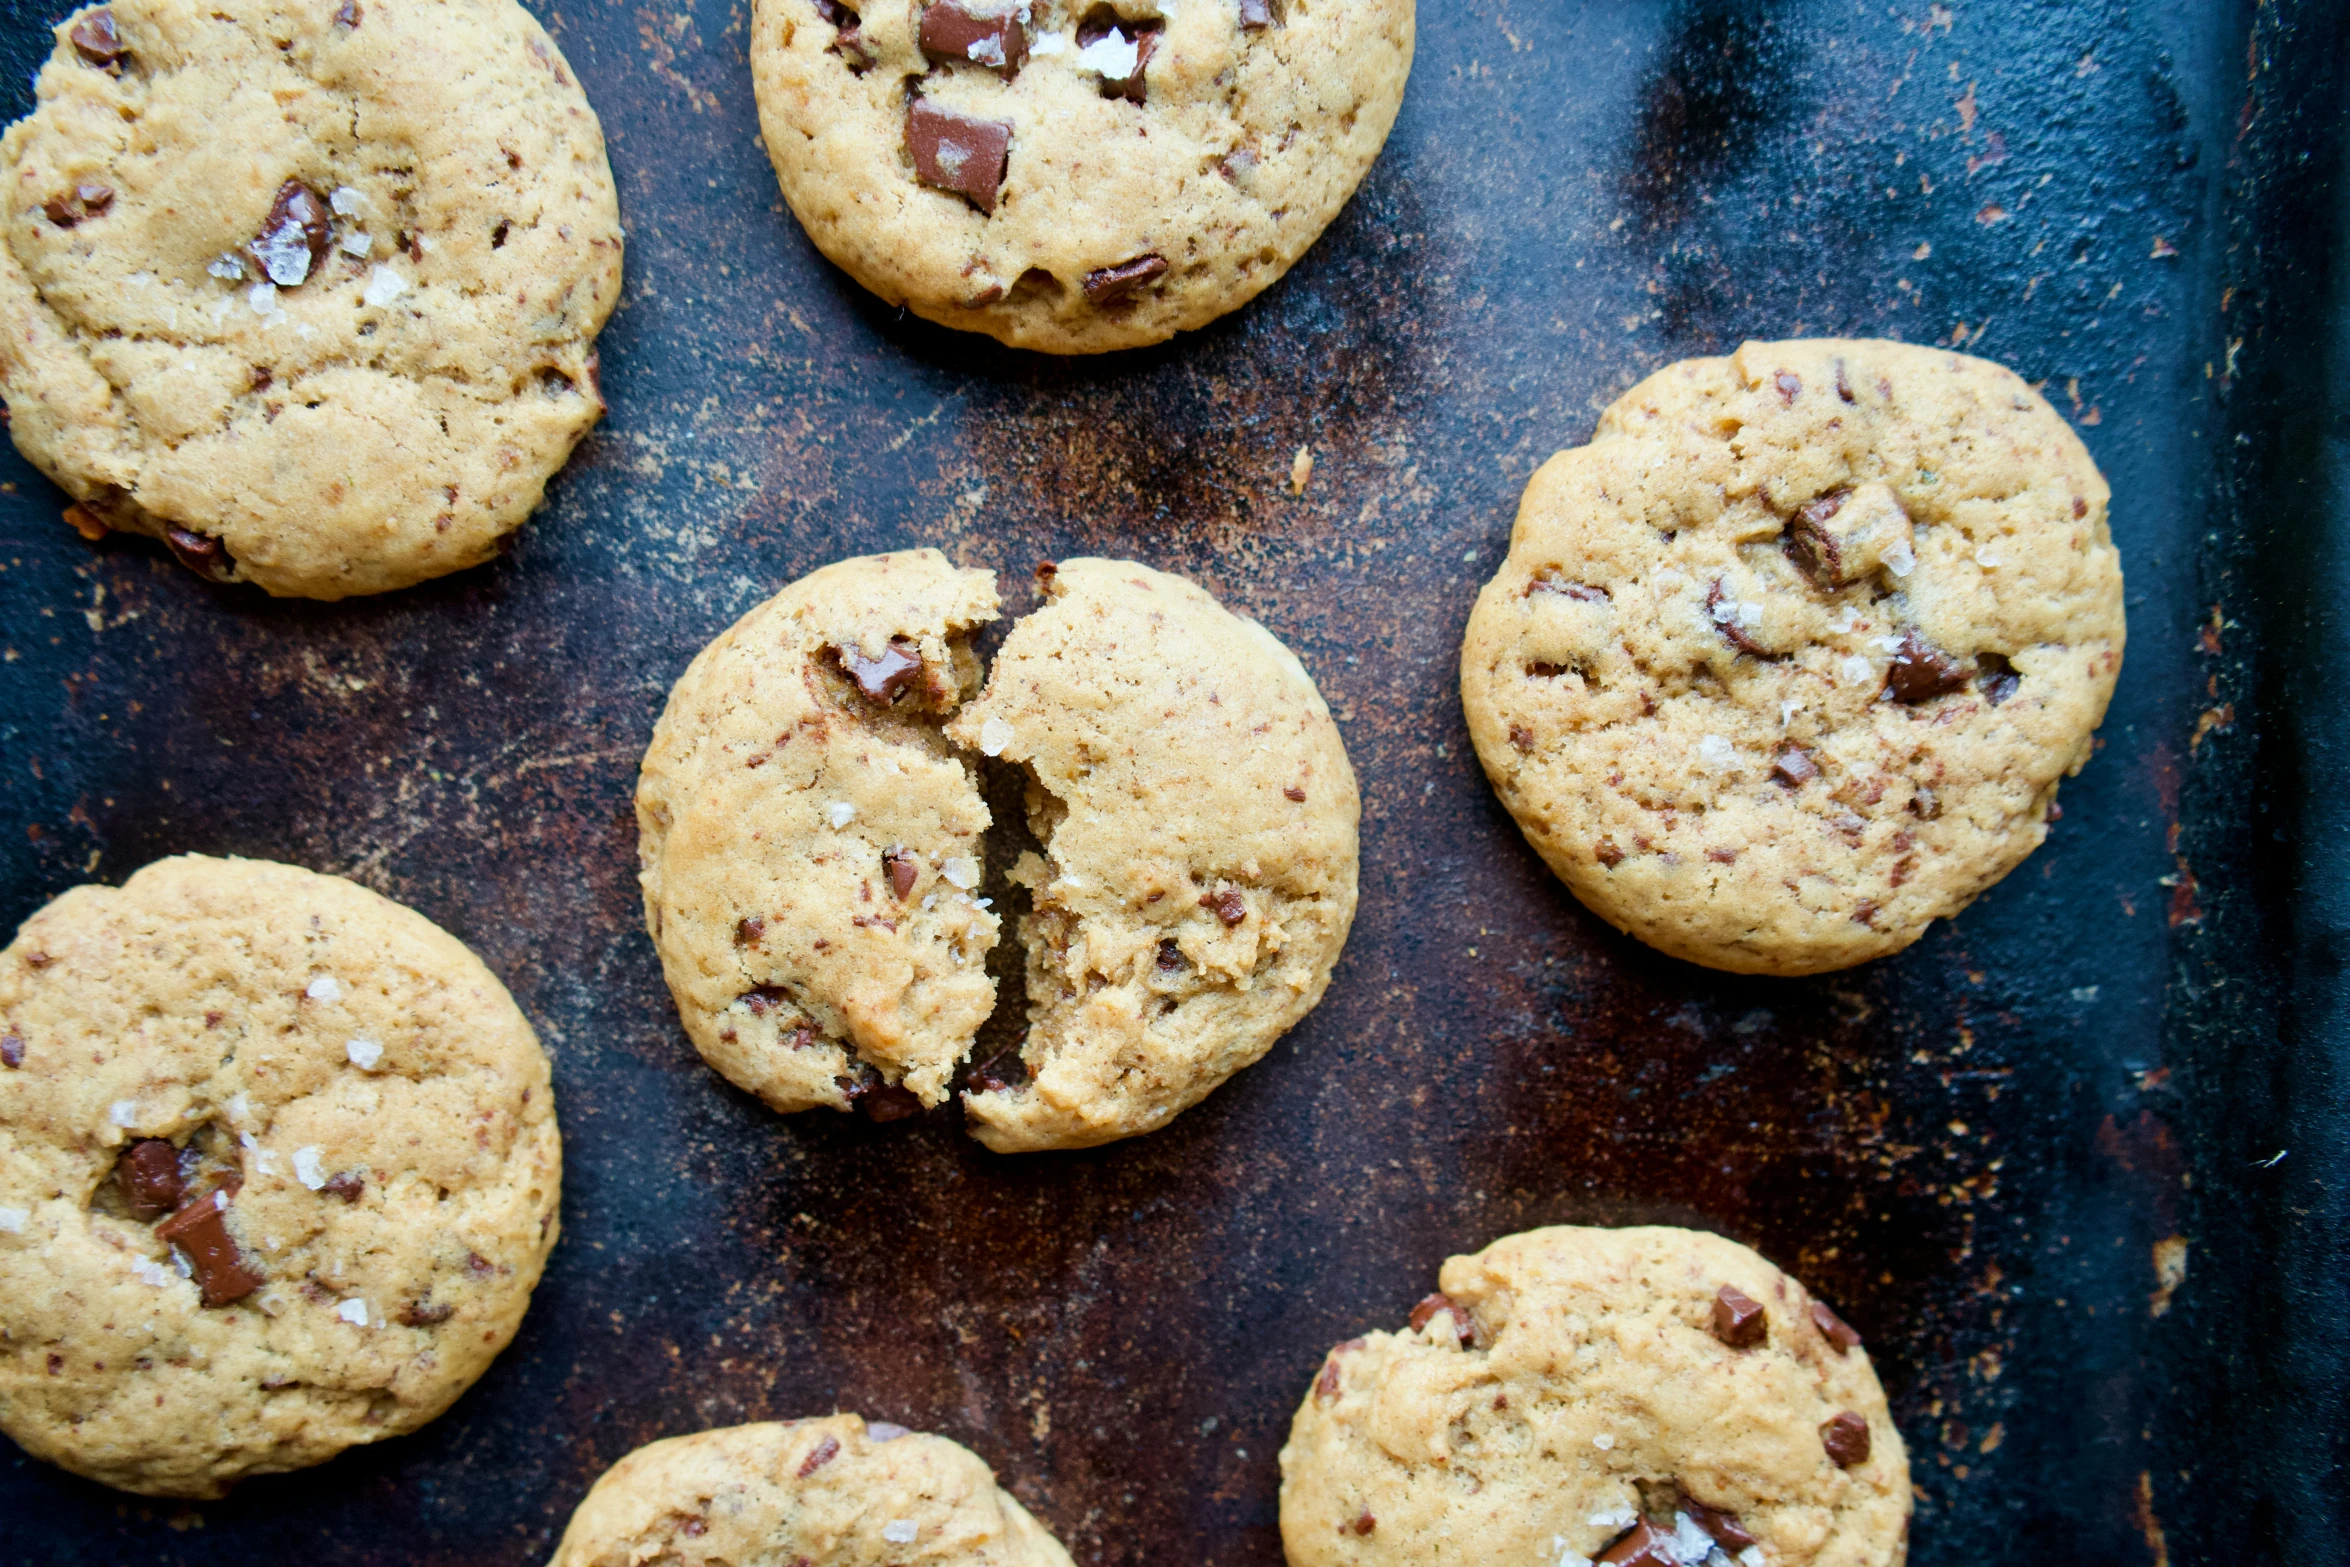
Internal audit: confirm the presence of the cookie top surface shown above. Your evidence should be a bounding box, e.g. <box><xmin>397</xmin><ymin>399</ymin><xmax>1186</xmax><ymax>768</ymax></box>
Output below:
<box><xmin>748</xmin><ymin>0</ymin><xmax>1413</xmax><ymax>353</ymax></box>
<box><xmin>949</xmin><ymin>558</ymin><xmax>1359</xmax><ymax>1152</ymax></box>
<box><xmin>0</xmin><ymin>0</ymin><xmax>623</xmax><ymax>599</ymax></box>
<box><xmin>1278</xmin><ymin>1225</ymin><xmax>1911</xmax><ymax>1567</ymax></box>
<box><xmin>550</xmin><ymin>1415</ymin><xmax>1074</xmax><ymax>1567</ymax></box>
<box><xmin>0</xmin><ymin>855</ymin><xmax>560</xmax><ymax>1498</ymax></box>
<box><xmin>637</xmin><ymin>549</ymin><xmax>1004</xmax><ymax>1117</ymax></box>
<box><xmin>1460</xmin><ymin>339</ymin><xmax>2125</xmax><ymax>975</ymax></box>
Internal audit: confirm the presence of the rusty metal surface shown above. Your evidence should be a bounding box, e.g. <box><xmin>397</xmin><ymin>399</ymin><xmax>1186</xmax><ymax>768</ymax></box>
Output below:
<box><xmin>2</xmin><ymin>0</ymin><xmax>2345</xmax><ymax>1562</ymax></box>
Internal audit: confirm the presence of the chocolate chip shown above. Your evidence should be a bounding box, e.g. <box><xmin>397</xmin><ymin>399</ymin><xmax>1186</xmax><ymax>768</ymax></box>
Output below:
<box><xmin>1772</xmin><ymin>747</ymin><xmax>1818</xmax><ymax>788</ymax></box>
<box><xmin>70</xmin><ymin>9</ymin><xmax>126</xmax><ymax>67</ymax></box>
<box><xmin>154</xmin><ymin>1187</ymin><xmax>264</xmax><ymax>1307</ymax></box>
<box><xmin>1851</xmin><ymin>900</ymin><xmax>1878</xmax><ymax>926</ymax></box>
<box><xmin>163</xmin><ymin>525</ymin><xmax>233</xmax><ymax>582</ymax></box>
<box><xmin>1811</xmin><ymin>1299</ymin><xmax>1862</xmax><ymax>1353</ymax></box>
<box><xmin>1082</xmin><ymin>253</ymin><xmax>1169</xmax><ymax>307</ymax></box>
<box><xmin>333</xmin><ymin>0</ymin><xmax>361</xmax><ymax>26</ymax></box>
<box><xmin>1407</xmin><ymin>1292</ymin><xmax>1475</xmax><ymax>1343</ymax></box>
<box><xmin>835</xmin><ymin>638</ymin><xmax>923</xmax><ymax>703</ymax></box>
<box><xmin>1706</xmin><ymin>847</ymin><xmax>1737</xmax><ymax>864</ymax></box>
<box><xmin>1821</xmin><ymin>1410</ymin><xmax>1871</xmax><ymax>1467</ymax></box>
<box><xmin>1076</xmin><ymin>14</ymin><xmax>1161</xmax><ymax>101</ymax></box>
<box><xmin>1350</xmin><ymin>1512</ymin><xmax>1376</xmax><ymax>1536</ymax></box>
<box><xmin>919</xmin><ymin>0</ymin><xmax>1027</xmax><ymax>78</ymax></box>
<box><xmin>814</xmin><ymin>0</ymin><xmax>872</xmax><ymax>70</ymax></box>
<box><xmin>1687</xmin><ymin>1501</ymin><xmax>1758</xmax><ymax>1552</ymax></box>
<box><xmin>119</xmin><ymin>1138</ymin><xmax>187</xmax><ymax>1220</ymax></box>
<box><xmin>1885</xmin><ymin>628</ymin><xmax>1970</xmax><ymax>704</ymax></box>
<box><xmin>1594</xmin><ymin>837</ymin><xmax>1624</xmax><ymax>868</ymax></box>
<box><xmin>1783</xmin><ymin>491</ymin><xmax>1848</xmax><ymax>586</ymax></box>
<box><xmin>1976</xmin><ymin>650</ymin><xmax>2020</xmax><ymax>706</ymax></box>
<box><xmin>1529</xmin><ymin>575</ymin><xmax>1609</xmax><ymax>602</ymax></box>
<box><xmin>43</xmin><ymin>183</ymin><xmax>113</xmax><ymax>228</ymax></box>
<box><xmin>1156</xmin><ymin>937</ymin><xmax>1184</xmax><ymax>972</ymax></box>
<box><xmin>1237</xmin><ymin>0</ymin><xmax>1273</xmax><ymax>26</ymax></box>
<box><xmin>1908</xmin><ymin>785</ymin><xmax>1941</xmax><ymax>821</ymax></box>
<box><xmin>1508</xmin><ymin>724</ymin><xmax>1534</xmax><ymax>753</ymax></box>
<box><xmin>2073</xmin><ymin>496</ymin><xmax>2088</xmax><ymax>519</ymax></box>
<box><xmin>1775</xmin><ymin>371</ymin><xmax>1802</xmax><ymax>403</ymax></box>
<box><xmin>906</xmin><ymin>99</ymin><xmax>1012</xmax><ymax>214</ymax></box>
<box><xmin>797</xmin><ymin>1434</ymin><xmax>841</xmax><ymax>1477</ymax></box>
<box><xmin>967</xmin><ymin>1051</ymin><xmax>1026</xmax><ymax>1093</ymax></box>
<box><xmin>1711</xmin><ymin>1284</ymin><xmax>1767</xmax><ymax>1348</ymax></box>
<box><xmin>735</xmin><ymin>915</ymin><xmax>766</xmax><ymax>947</ymax></box>
<box><xmin>395</xmin><ymin>1298</ymin><xmax>452</xmax><ymax>1329</ymax></box>
<box><xmin>841</xmin><ymin>1071</ymin><xmax>923</xmax><ymax>1122</ymax></box>
<box><xmin>1833</xmin><ymin>357</ymin><xmax>1856</xmax><ymax>403</ymax></box>
<box><xmin>1596</xmin><ymin>1520</ymin><xmax>1677</xmax><ymax>1567</ymax></box>
<box><xmin>321</xmin><ymin>1171</ymin><xmax>364</xmax><ymax>1203</ymax></box>
<box><xmin>883</xmin><ymin>849</ymin><xmax>919</xmax><ymax>900</ymax></box>
<box><xmin>0</xmin><ymin>1033</ymin><xmax>22</xmax><ymax>1068</ymax></box>
<box><xmin>248</xmin><ymin>179</ymin><xmax>333</xmax><ymax>287</ymax></box>
<box><xmin>1201</xmin><ymin>888</ymin><xmax>1247</xmax><ymax>926</ymax></box>
<box><xmin>1706</xmin><ymin>580</ymin><xmax>1773</xmax><ymax>657</ymax></box>
<box><xmin>1283</xmin><ymin>785</ymin><xmax>1307</xmax><ymax>802</ymax></box>
<box><xmin>742</xmin><ymin>985</ymin><xmax>791</xmax><ymax>1017</ymax></box>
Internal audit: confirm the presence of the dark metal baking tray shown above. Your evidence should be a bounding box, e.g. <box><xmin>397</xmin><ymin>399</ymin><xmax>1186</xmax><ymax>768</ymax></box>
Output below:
<box><xmin>2</xmin><ymin>0</ymin><xmax>2344</xmax><ymax>1560</ymax></box>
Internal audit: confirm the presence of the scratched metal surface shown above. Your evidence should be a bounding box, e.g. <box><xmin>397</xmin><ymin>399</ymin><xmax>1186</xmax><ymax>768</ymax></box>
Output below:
<box><xmin>1</xmin><ymin>0</ymin><xmax>2345</xmax><ymax>1562</ymax></box>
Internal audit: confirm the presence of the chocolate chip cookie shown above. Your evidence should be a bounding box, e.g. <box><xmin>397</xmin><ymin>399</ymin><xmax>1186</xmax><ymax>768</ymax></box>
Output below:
<box><xmin>0</xmin><ymin>855</ymin><xmax>560</xmax><ymax>1497</ymax></box>
<box><xmin>1279</xmin><ymin>1226</ymin><xmax>1912</xmax><ymax>1567</ymax></box>
<box><xmin>551</xmin><ymin>1415</ymin><xmax>1074</xmax><ymax>1567</ymax></box>
<box><xmin>1460</xmin><ymin>339</ymin><xmax>2125</xmax><ymax>975</ymax></box>
<box><xmin>636</xmin><ymin>551</ymin><xmax>1359</xmax><ymax>1151</ymax></box>
<box><xmin>748</xmin><ymin>0</ymin><xmax>1414</xmax><ymax>353</ymax></box>
<box><xmin>0</xmin><ymin>0</ymin><xmax>623</xmax><ymax>598</ymax></box>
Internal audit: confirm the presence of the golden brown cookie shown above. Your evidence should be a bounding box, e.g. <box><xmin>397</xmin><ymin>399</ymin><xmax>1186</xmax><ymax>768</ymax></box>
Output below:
<box><xmin>1461</xmin><ymin>339</ymin><xmax>2125</xmax><ymax>974</ymax></box>
<box><xmin>0</xmin><ymin>855</ymin><xmax>560</xmax><ymax>1497</ymax></box>
<box><xmin>1279</xmin><ymin>1226</ymin><xmax>1911</xmax><ymax>1567</ymax></box>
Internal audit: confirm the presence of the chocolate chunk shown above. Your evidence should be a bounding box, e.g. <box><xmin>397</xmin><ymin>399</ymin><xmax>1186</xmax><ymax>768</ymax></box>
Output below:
<box><xmin>396</xmin><ymin>1298</ymin><xmax>453</xmax><ymax>1327</ymax></box>
<box><xmin>1283</xmin><ymin>785</ymin><xmax>1307</xmax><ymax>802</ymax></box>
<box><xmin>247</xmin><ymin>179</ymin><xmax>333</xmax><ymax>287</ymax></box>
<box><xmin>1908</xmin><ymin>785</ymin><xmax>1941</xmax><ymax>821</ymax></box>
<box><xmin>334</xmin><ymin>0</ymin><xmax>361</xmax><ymax>26</ymax></box>
<box><xmin>1710</xmin><ymin>1284</ymin><xmax>1767</xmax><ymax>1348</ymax></box>
<box><xmin>0</xmin><ymin>1033</ymin><xmax>22</xmax><ymax>1068</ymax></box>
<box><xmin>1076</xmin><ymin>15</ymin><xmax>1161</xmax><ymax>101</ymax></box>
<box><xmin>735</xmin><ymin>915</ymin><xmax>766</xmax><ymax>947</ymax></box>
<box><xmin>742</xmin><ymin>985</ymin><xmax>792</xmax><ymax>1017</ymax></box>
<box><xmin>1350</xmin><ymin>1512</ymin><xmax>1376</xmax><ymax>1535</ymax></box>
<box><xmin>119</xmin><ymin>1138</ymin><xmax>187</xmax><ymax>1220</ymax></box>
<box><xmin>883</xmin><ymin>849</ymin><xmax>919</xmax><ymax>900</ymax></box>
<box><xmin>1786</xmin><ymin>483</ymin><xmax>1914</xmax><ymax>588</ymax></box>
<box><xmin>1687</xmin><ymin>1501</ymin><xmax>1758</xmax><ymax>1552</ymax></box>
<box><xmin>1811</xmin><ymin>1299</ymin><xmax>1862</xmax><ymax>1353</ymax></box>
<box><xmin>842</xmin><ymin>1071</ymin><xmax>923</xmax><ymax>1122</ymax></box>
<box><xmin>1596</xmin><ymin>1520</ymin><xmax>1676</xmax><ymax>1567</ymax></box>
<box><xmin>967</xmin><ymin>1051</ymin><xmax>1026</xmax><ymax>1093</ymax></box>
<box><xmin>321</xmin><ymin>1171</ymin><xmax>364</xmax><ymax>1203</ymax></box>
<box><xmin>835</xmin><ymin>638</ymin><xmax>923</xmax><ymax>703</ymax></box>
<box><xmin>1082</xmin><ymin>253</ymin><xmax>1169</xmax><ymax>306</ymax></box>
<box><xmin>163</xmin><ymin>525</ymin><xmax>233</xmax><ymax>581</ymax></box>
<box><xmin>1706</xmin><ymin>579</ymin><xmax>1773</xmax><ymax>657</ymax></box>
<box><xmin>43</xmin><ymin>183</ymin><xmax>114</xmax><ymax>228</ymax></box>
<box><xmin>797</xmin><ymin>1434</ymin><xmax>841</xmax><ymax>1476</ymax></box>
<box><xmin>1236</xmin><ymin>0</ymin><xmax>1273</xmax><ymax>26</ymax></box>
<box><xmin>70</xmin><ymin>9</ymin><xmax>126</xmax><ymax>67</ymax></box>
<box><xmin>919</xmin><ymin>0</ymin><xmax>1028</xmax><ymax>78</ymax></box>
<box><xmin>814</xmin><ymin>0</ymin><xmax>872</xmax><ymax>70</ymax></box>
<box><xmin>1783</xmin><ymin>491</ymin><xmax>1849</xmax><ymax>585</ymax></box>
<box><xmin>906</xmin><ymin>99</ymin><xmax>1012</xmax><ymax>214</ymax></box>
<box><xmin>1885</xmin><ymin>628</ymin><xmax>1970</xmax><ymax>704</ymax></box>
<box><xmin>1772</xmin><ymin>747</ymin><xmax>1818</xmax><ymax>788</ymax></box>
<box><xmin>1508</xmin><ymin>724</ymin><xmax>1534</xmax><ymax>753</ymax></box>
<box><xmin>1833</xmin><ymin>357</ymin><xmax>1856</xmax><ymax>403</ymax></box>
<box><xmin>1976</xmin><ymin>650</ymin><xmax>2020</xmax><ymax>705</ymax></box>
<box><xmin>1156</xmin><ymin>937</ymin><xmax>1185</xmax><ymax>972</ymax></box>
<box><xmin>1775</xmin><ymin>371</ymin><xmax>1802</xmax><ymax>403</ymax></box>
<box><xmin>1851</xmin><ymin>900</ymin><xmax>1878</xmax><ymax>926</ymax></box>
<box><xmin>154</xmin><ymin>1187</ymin><xmax>264</xmax><ymax>1307</ymax></box>
<box><xmin>1407</xmin><ymin>1292</ymin><xmax>1474</xmax><ymax>1343</ymax></box>
<box><xmin>1821</xmin><ymin>1410</ymin><xmax>1871</xmax><ymax>1467</ymax></box>
<box><xmin>1529</xmin><ymin>575</ymin><xmax>1608</xmax><ymax>602</ymax></box>
<box><xmin>1594</xmin><ymin>837</ymin><xmax>1624</xmax><ymax>868</ymax></box>
<box><xmin>1201</xmin><ymin>888</ymin><xmax>1247</xmax><ymax>926</ymax></box>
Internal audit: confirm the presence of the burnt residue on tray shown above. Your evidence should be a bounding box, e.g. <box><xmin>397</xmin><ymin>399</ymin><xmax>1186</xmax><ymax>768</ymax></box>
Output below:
<box><xmin>0</xmin><ymin>0</ymin><xmax>2343</xmax><ymax>1563</ymax></box>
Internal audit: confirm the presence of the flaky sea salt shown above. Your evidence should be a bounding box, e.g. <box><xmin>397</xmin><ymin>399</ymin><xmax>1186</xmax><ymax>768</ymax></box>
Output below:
<box><xmin>362</xmin><ymin>265</ymin><xmax>407</xmax><ymax>307</ymax></box>
<box><xmin>1030</xmin><ymin>29</ymin><xmax>1066</xmax><ymax>52</ymax></box>
<box><xmin>979</xmin><ymin>716</ymin><xmax>1014</xmax><ymax>756</ymax></box>
<box><xmin>1670</xmin><ymin>1512</ymin><xmax>1717</xmax><ymax>1562</ymax></box>
<box><xmin>1075</xmin><ymin>31</ymin><xmax>1138</xmax><ymax>77</ymax></box>
<box><xmin>330</xmin><ymin>185</ymin><xmax>365</xmax><ymax>216</ymax></box>
<box><xmin>0</xmin><ymin>1206</ymin><xmax>27</xmax><ymax>1234</ymax></box>
<box><xmin>942</xmin><ymin>857</ymin><xmax>980</xmax><ymax>889</ymax></box>
<box><xmin>306</xmin><ymin>974</ymin><xmax>346</xmax><ymax>1002</ymax></box>
<box><xmin>867</xmin><ymin>1422</ymin><xmax>910</xmax><ymax>1442</ymax></box>
<box><xmin>828</xmin><ymin>801</ymin><xmax>857</xmax><ymax>828</ymax></box>
<box><xmin>346</xmin><ymin>1037</ymin><xmax>384</xmax><ymax>1070</ymax></box>
<box><xmin>133</xmin><ymin>1258</ymin><xmax>172</xmax><ymax>1287</ymax></box>
<box><xmin>1882</xmin><ymin>536</ymin><xmax>1916</xmax><ymax>578</ymax></box>
<box><xmin>247</xmin><ymin>281</ymin><xmax>282</xmax><ymax>316</ymax></box>
<box><xmin>1975</xmin><ymin>547</ymin><xmax>2002</xmax><ymax>570</ymax></box>
<box><xmin>1591</xmin><ymin>1431</ymin><xmax>1616</xmax><ymax>1450</ymax></box>
<box><xmin>294</xmin><ymin>1145</ymin><xmax>327</xmax><ymax>1190</ymax></box>
<box><xmin>1838</xmin><ymin>655</ymin><xmax>1875</xmax><ymax>686</ymax></box>
<box><xmin>208</xmin><ymin>253</ymin><xmax>246</xmax><ymax>281</ymax></box>
<box><xmin>882</xmin><ymin>1520</ymin><xmax>918</xmax><ymax>1544</ymax></box>
<box><xmin>339</xmin><ymin>230</ymin><xmax>373</xmax><ymax>257</ymax></box>
<box><xmin>1587</xmin><ymin>1505</ymin><xmax>1637</xmax><ymax>1530</ymax></box>
<box><xmin>338</xmin><ymin>1298</ymin><xmax>370</xmax><ymax>1326</ymax></box>
<box><xmin>1697</xmin><ymin>734</ymin><xmax>1736</xmax><ymax>771</ymax></box>
<box><xmin>110</xmin><ymin>1100</ymin><xmax>138</xmax><ymax>1128</ymax></box>
<box><xmin>240</xmin><ymin>1133</ymin><xmax>280</xmax><ymax>1176</ymax></box>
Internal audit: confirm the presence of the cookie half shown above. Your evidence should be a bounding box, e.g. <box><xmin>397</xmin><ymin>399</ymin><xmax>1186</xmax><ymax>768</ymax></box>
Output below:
<box><xmin>550</xmin><ymin>1415</ymin><xmax>1074</xmax><ymax>1567</ymax></box>
<box><xmin>1461</xmin><ymin>339</ymin><xmax>2125</xmax><ymax>974</ymax></box>
<box><xmin>1279</xmin><ymin>1226</ymin><xmax>1912</xmax><ymax>1567</ymax></box>
<box><xmin>0</xmin><ymin>0</ymin><xmax>623</xmax><ymax>598</ymax></box>
<box><xmin>951</xmin><ymin>559</ymin><xmax>1360</xmax><ymax>1151</ymax></box>
<box><xmin>0</xmin><ymin>855</ymin><xmax>560</xmax><ymax>1498</ymax></box>
<box><xmin>748</xmin><ymin>0</ymin><xmax>1414</xmax><ymax>353</ymax></box>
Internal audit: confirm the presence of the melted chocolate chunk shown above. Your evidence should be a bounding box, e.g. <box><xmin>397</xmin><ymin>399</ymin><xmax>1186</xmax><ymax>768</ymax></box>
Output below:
<box><xmin>1976</xmin><ymin>650</ymin><xmax>2021</xmax><ymax>705</ymax></box>
<box><xmin>70</xmin><ymin>9</ymin><xmax>126</xmax><ymax>67</ymax></box>
<box><xmin>1082</xmin><ymin>252</ymin><xmax>1169</xmax><ymax>306</ymax></box>
<box><xmin>1833</xmin><ymin>357</ymin><xmax>1856</xmax><ymax>403</ymax></box>
<box><xmin>397</xmin><ymin>1298</ymin><xmax>454</xmax><ymax>1327</ymax></box>
<box><xmin>883</xmin><ymin>848</ymin><xmax>920</xmax><ymax>900</ymax></box>
<box><xmin>43</xmin><ymin>183</ymin><xmax>114</xmax><ymax>228</ymax></box>
<box><xmin>906</xmin><ymin>99</ymin><xmax>1012</xmax><ymax>214</ymax></box>
<box><xmin>1811</xmin><ymin>1299</ymin><xmax>1862</xmax><ymax>1353</ymax></box>
<box><xmin>1529</xmin><ymin>575</ymin><xmax>1609</xmax><ymax>602</ymax></box>
<box><xmin>1236</xmin><ymin>0</ymin><xmax>1273</xmax><ymax>26</ymax></box>
<box><xmin>814</xmin><ymin>0</ymin><xmax>872</xmax><ymax>70</ymax></box>
<box><xmin>1885</xmin><ymin>628</ymin><xmax>1970</xmax><ymax>704</ymax></box>
<box><xmin>1710</xmin><ymin>1284</ymin><xmax>1767</xmax><ymax>1348</ymax></box>
<box><xmin>0</xmin><ymin>1033</ymin><xmax>23</xmax><ymax>1068</ymax></box>
<box><xmin>1350</xmin><ymin>1512</ymin><xmax>1376</xmax><ymax>1535</ymax></box>
<box><xmin>835</xmin><ymin>638</ymin><xmax>923</xmax><ymax>703</ymax></box>
<box><xmin>1821</xmin><ymin>1410</ymin><xmax>1871</xmax><ymax>1467</ymax></box>
<box><xmin>248</xmin><ymin>179</ymin><xmax>333</xmax><ymax>287</ymax></box>
<box><xmin>735</xmin><ymin>914</ymin><xmax>766</xmax><ymax>947</ymax></box>
<box><xmin>1156</xmin><ymin>937</ymin><xmax>1185</xmax><ymax>972</ymax></box>
<box><xmin>154</xmin><ymin>1187</ymin><xmax>264</xmax><ymax>1306</ymax></box>
<box><xmin>1201</xmin><ymin>888</ymin><xmax>1247</xmax><ymax>926</ymax></box>
<box><xmin>1771</xmin><ymin>747</ymin><xmax>1818</xmax><ymax>788</ymax></box>
<box><xmin>842</xmin><ymin>1070</ymin><xmax>923</xmax><ymax>1122</ymax></box>
<box><xmin>119</xmin><ymin>1138</ymin><xmax>188</xmax><ymax>1220</ymax></box>
<box><xmin>1783</xmin><ymin>490</ymin><xmax>1849</xmax><ymax>585</ymax></box>
<box><xmin>321</xmin><ymin>1170</ymin><xmax>365</xmax><ymax>1203</ymax></box>
<box><xmin>1687</xmin><ymin>1501</ymin><xmax>1758</xmax><ymax>1552</ymax></box>
<box><xmin>163</xmin><ymin>524</ymin><xmax>233</xmax><ymax>581</ymax></box>
<box><xmin>741</xmin><ymin>985</ymin><xmax>792</xmax><ymax>1017</ymax></box>
<box><xmin>1596</xmin><ymin>1520</ymin><xmax>1676</xmax><ymax>1567</ymax></box>
<box><xmin>1407</xmin><ymin>1292</ymin><xmax>1474</xmax><ymax>1343</ymax></box>
<box><xmin>796</xmin><ymin>1434</ymin><xmax>841</xmax><ymax>1476</ymax></box>
<box><xmin>1076</xmin><ymin>14</ymin><xmax>1162</xmax><ymax>101</ymax></box>
<box><xmin>1706</xmin><ymin>579</ymin><xmax>1773</xmax><ymax>658</ymax></box>
<box><xmin>1283</xmin><ymin>785</ymin><xmax>1307</xmax><ymax>801</ymax></box>
<box><xmin>967</xmin><ymin>1051</ymin><xmax>1026</xmax><ymax>1093</ymax></box>
<box><xmin>919</xmin><ymin>0</ymin><xmax>1028</xmax><ymax>78</ymax></box>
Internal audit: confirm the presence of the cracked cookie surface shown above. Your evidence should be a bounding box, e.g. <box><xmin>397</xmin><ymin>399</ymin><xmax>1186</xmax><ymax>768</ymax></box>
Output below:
<box><xmin>1460</xmin><ymin>339</ymin><xmax>2125</xmax><ymax>975</ymax></box>
<box><xmin>0</xmin><ymin>855</ymin><xmax>560</xmax><ymax>1498</ymax></box>
<box><xmin>0</xmin><ymin>0</ymin><xmax>623</xmax><ymax>598</ymax></box>
<box><xmin>1279</xmin><ymin>1226</ymin><xmax>1911</xmax><ymax>1567</ymax></box>
<box><xmin>748</xmin><ymin>0</ymin><xmax>1413</xmax><ymax>353</ymax></box>
<box><xmin>551</xmin><ymin>1415</ymin><xmax>1074</xmax><ymax>1567</ymax></box>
